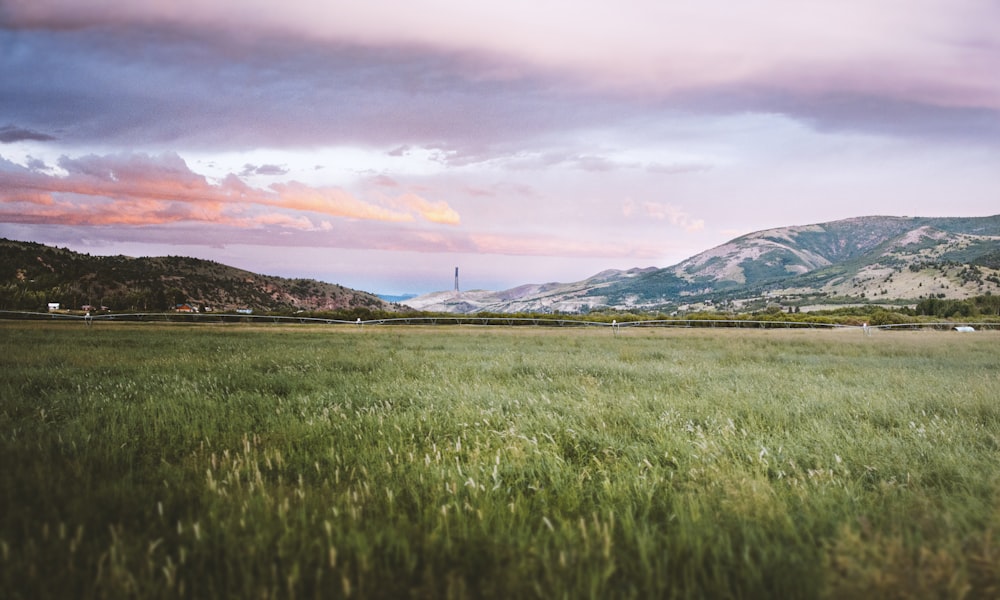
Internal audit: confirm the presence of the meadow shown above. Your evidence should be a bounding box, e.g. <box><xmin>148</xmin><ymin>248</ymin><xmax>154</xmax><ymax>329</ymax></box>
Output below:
<box><xmin>1</xmin><ymin>321</ymin><xmax>998</xmax><ymax>599</ymax></box>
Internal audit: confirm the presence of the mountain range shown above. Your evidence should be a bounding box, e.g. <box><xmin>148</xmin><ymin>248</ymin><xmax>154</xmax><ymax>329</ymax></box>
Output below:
<box><xmin>404</xmin><ymin>215</ymin><xmax>1000</xmax><ymax>313</ymax></box>
<box><xmin>3</xmin><ymin>215</ymin><xmax>998</xmax><ymax>315</ymax></box>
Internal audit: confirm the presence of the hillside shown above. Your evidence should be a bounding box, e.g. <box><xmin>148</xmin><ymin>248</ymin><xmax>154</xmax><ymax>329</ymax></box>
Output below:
<box><xmin>598</xmin><ymin>215</ymin><xmax>1000</xmax><ymax>311</ymax></box>
<box><xmin>406</xmin><ymin>215</ymin><xmax>1000</xmax><ymax>314</ymax></box>
<box><xmin>0</xmin><ymin>239</ymin><xmax>398</xmax><ymax>314</ymax></box>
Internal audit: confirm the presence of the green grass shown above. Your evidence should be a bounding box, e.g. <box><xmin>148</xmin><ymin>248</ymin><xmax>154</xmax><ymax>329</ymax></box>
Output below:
<box><xmin>1</xmin><ymin>322</ymin><xmax>999</xmax><ymax>598</ymax></box>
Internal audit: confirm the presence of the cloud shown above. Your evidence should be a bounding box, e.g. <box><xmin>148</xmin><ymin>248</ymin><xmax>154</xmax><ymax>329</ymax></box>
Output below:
<box><xmin>623</xmin><ymin>199</ymin><xmax>704</xmax><ymax>232</ymax></box>
<box><xmin>240</xmin><ymin>163</ymin><xmax>289</xmax><ymax>176</ymax></box>
<box><xmin>499</xmin><ymin>152</ymin><xmax>640</xmax><ymax>172</ymax></box>
<box><xmin>0</xmin><ymin>25</ymin><xmax>599</xmax><ymax>155</ymax></box>
<box><xmin>2</xmin><ymin>1</ymin><xmax>996</xmax><ymax>170</ymax></box>
<box><xmin>369</xmin><ymin>174</ymin><xmax>399</xmax><ymax>188</ymax></box>
<box><xmin>6</xmin><ymin>0</ymin><xmax>998</xmax><ymax>111</ymax></box>
<box><xmin>0</xmin><ymin>151</ymin><xmax>461</xmax><ymax>228</ymax></box>
<box><xmin>268</xmin><ymin>181</ymin><xmax>413</xmax><ymax>222</ymax></box>
<box><xmin>246</xmin><ymin>212</ymin><xmax>314</xmax><ymax>230</ymax></box>
<box><xmin>25</xmin><ymin>156</ymin><xmax>49</xmax><ymax>170</ymax></box>
<box><xmin>0</xmin><ymin>125</ymin><xmax>57</xmax><ymax>143</ymax></box>
<box><xmin>573</xmin><ymin>155</ymin><xmax>639</xmax><ymax>173</ymax></box>
<box><xmin>395</xmin><ymin>193</ymin><xmax>461</xmax><ymax>225</ymax></box>
<box><xmin>4</xmin><ymin>4</ymin><xmax>992</xmax><ymax>171</ymax></box>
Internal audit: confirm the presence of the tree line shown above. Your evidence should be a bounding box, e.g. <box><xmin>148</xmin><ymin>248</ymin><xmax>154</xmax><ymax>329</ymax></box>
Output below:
<box><xmin>915</xmin><ymin>294</ymin><xmax>1000</xmax><ymax>318</ymax></box>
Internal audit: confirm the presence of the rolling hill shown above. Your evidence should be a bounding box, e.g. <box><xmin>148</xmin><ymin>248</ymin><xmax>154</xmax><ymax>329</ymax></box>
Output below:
<box><xmin>406</xmin><ymin>215</ymin><xmax>1000</xmax><ymax>313</ymax></box>
<box><xmin>0</xmin><ymin>239</ymin><xmax>399</xmax><ymax>314</ymax></box>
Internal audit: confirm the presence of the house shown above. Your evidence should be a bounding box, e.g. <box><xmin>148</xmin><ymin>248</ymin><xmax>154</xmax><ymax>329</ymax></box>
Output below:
<box><xmin>47</xmin><ymin>303</ymin><xmax>60</xmax><ymax>312</ymax></box>
<box><xmin>175</xmin><ymin>303</ymin><xmax>196</xmax><ymax>313</ymax></box>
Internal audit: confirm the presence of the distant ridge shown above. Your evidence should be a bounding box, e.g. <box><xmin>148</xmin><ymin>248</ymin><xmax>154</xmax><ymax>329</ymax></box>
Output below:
<box><xmin>405</xmin><ymin>215</ymin><xmax>1000</xmax><ymax>313</ymax></box>
<box><xmin>0</xmin><ymin>238</ymin><xmax>400</xmax><ymax>314</ymax></box>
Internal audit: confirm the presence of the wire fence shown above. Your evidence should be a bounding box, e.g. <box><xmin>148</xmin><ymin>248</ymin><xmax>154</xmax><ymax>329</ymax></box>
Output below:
<box><xmin>2</xmin><ymin>310</ymin><xmax>998</xmax><ymax>332</ymax></box>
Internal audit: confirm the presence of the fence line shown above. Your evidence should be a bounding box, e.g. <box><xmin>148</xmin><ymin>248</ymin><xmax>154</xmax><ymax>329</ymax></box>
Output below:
<box><xmin>2</xmin><ymin>310</ymin><xmax>997</xmax><ymax>331</ymax></box>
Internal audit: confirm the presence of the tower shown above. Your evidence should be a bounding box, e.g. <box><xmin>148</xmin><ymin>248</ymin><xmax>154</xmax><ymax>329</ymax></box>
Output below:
<box><xmin>454</xmin><ymin>267</ymin><xmax>459</xmax><ymax>292</ymax></box>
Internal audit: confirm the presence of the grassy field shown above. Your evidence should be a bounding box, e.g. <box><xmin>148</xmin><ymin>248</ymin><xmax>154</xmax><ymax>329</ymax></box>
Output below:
<box><xmin>1</xmin><ymin>322</ymin><xmax>999</xmax><ymax>599</ymax></box>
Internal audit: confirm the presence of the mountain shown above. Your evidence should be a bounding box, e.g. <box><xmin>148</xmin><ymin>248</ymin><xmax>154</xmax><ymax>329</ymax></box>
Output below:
<box><xmin>0</xmin><ymin>239</ymin><xmax>400</xmax><ymax>314</ymax></box>
<box><xmin>404</xmin><ymin>268</ymin><xmax>657</xmax><ymax>313</ymax></box>
<box><xmin>405</xmin><ymin>215</ymin><xmax>1000</xmax><ymax>313</ymax></box>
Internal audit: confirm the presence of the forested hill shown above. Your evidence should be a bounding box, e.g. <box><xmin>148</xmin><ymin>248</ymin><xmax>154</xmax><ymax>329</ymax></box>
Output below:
<box><xmin>0</xmin><ymin>239</ymin><xmax>397</xmax><ymax>314</ymax></box>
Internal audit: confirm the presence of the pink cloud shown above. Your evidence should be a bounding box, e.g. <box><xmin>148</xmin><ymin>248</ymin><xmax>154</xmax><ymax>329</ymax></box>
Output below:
<box><xmin>395</xmin><ymin>193</ymin><xmax>461</xmax><ymax>225</ymax></box>
<box><xmin>2</xmin><ymin>190</ymin><xmax>56</xmax><ymax>206</ymax></box>
<box><xmin>269</xmin><ymin>181</ymin><xmax>414</xmax><ymax>222</ymax></box>
<box><xmin>0</xmin><ymin>152</ymin><xmax>461</xmax><ymax>228</ymax></box>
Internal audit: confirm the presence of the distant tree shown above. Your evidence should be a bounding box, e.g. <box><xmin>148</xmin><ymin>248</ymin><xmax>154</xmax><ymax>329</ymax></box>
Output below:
<box><xmin>153</xmin><ymin>288</ymin><xmax>168</xmax><ymax>311</ymax></box>
<box><xmin>972</xmin><ymin>294</ymin><xmax>1000</xmax><ymax>316</ymax></box>
<box><xmin>916</xmin><ymin>298</ymin><xmax>940</xmax><ymax>316</ymax></box>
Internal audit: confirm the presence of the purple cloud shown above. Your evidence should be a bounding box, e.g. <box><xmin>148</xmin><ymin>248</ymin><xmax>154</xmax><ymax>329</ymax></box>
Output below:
<box><xmin>2</xmin><ymin>5</ymin><xmax>997</xmax><ymax>163</ymax></box>
<box><xmin>0</xmin><ymin>125</ymin><xmax>56</xmax><ymax>143</ymax></box>
<box><xmin>240</xmin><ymin>163</ymin><xmax>289</xmax><ymax>176</ymax></box>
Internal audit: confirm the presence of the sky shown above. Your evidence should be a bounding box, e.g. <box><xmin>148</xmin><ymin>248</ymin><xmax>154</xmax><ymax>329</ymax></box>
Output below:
<box><xmin>1</xmin><ymin>1</ymin><xmax>998</xmax><ymax>295</ymax></box>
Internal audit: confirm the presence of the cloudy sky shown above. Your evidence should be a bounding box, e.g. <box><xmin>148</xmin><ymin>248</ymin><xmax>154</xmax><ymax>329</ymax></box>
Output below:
<box><xmin>1</xmin><ymin>1</ymin><xmax>998</xmax><ymax>295</ymax></box>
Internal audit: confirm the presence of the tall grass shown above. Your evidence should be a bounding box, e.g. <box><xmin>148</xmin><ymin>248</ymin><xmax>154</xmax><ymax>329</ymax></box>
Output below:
<box><xmin>1</xmin><ymin>322</ymin><xmax>998</xmax><ymax>598</ymax></box>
